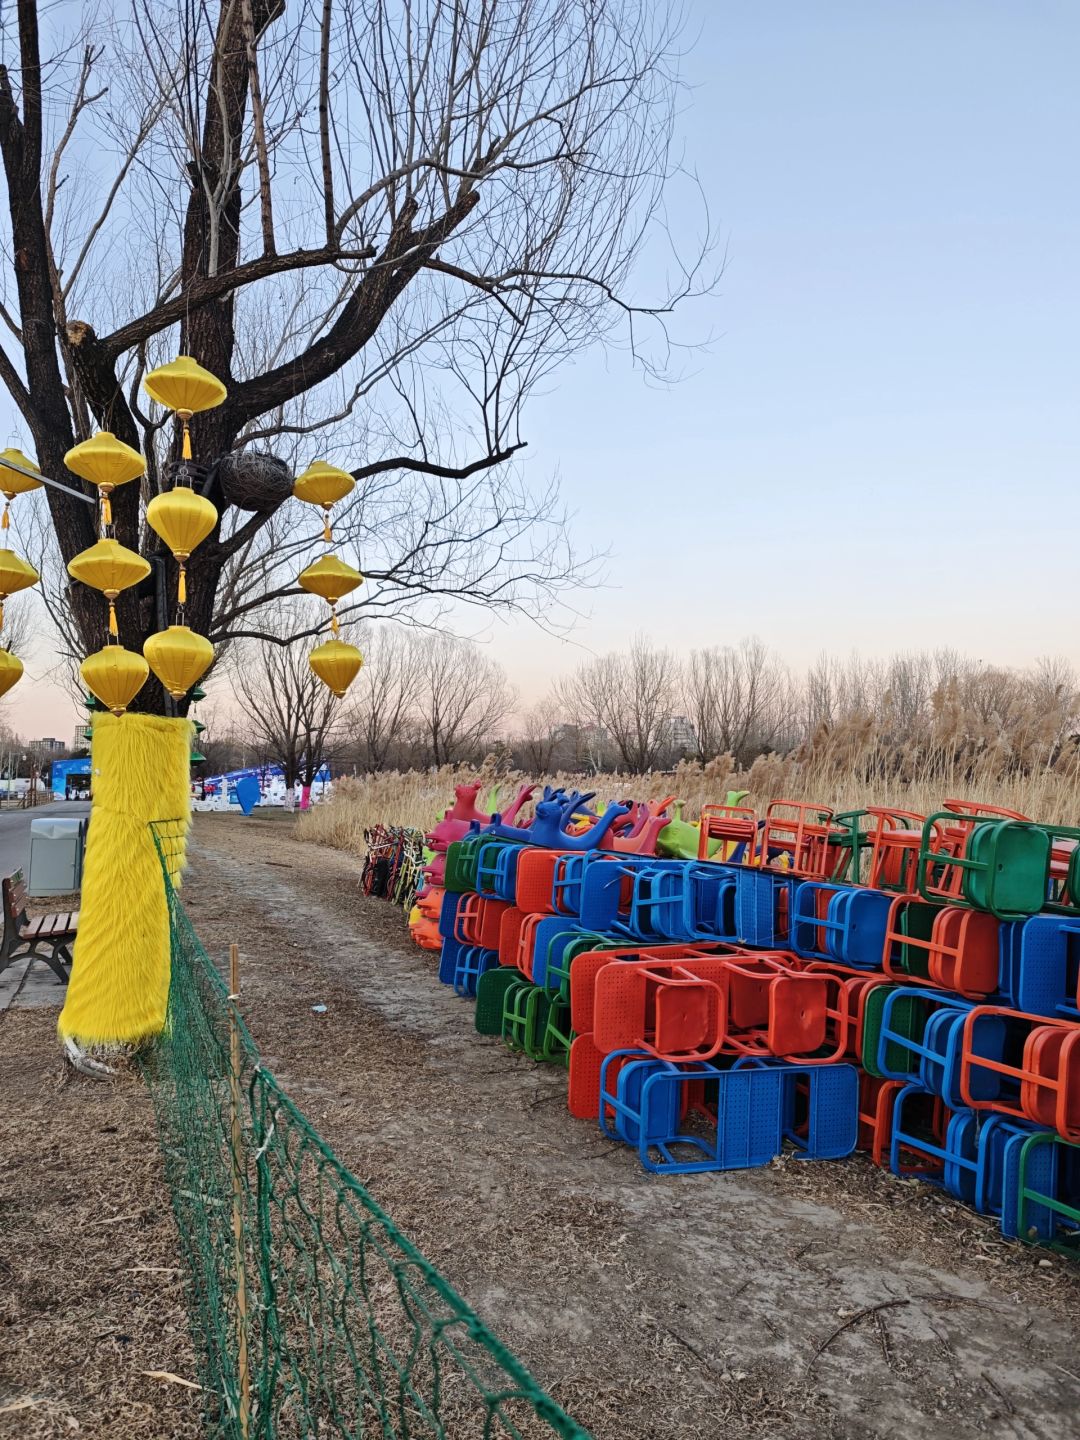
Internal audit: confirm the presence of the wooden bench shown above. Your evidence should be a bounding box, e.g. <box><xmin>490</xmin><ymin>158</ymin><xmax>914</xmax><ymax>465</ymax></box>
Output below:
<box><xmin>0</xmin><ymin>869</ymin><xmax>78</xmax><ymax>984</ymax></box>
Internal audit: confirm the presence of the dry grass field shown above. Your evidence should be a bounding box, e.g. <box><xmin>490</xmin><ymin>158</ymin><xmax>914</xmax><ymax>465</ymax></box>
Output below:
<box><xmin>299</xmin><ymin>743</ymin><xmax>1080</xmax><ymax>859</ymax></box>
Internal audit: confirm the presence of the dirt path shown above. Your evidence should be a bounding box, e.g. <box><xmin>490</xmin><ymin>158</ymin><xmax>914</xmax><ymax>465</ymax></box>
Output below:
<box><xmin>0</xmin><ymin>1010</ymin><xmax>199</xmax><ymax>1438</ymax></box>
<box><xmin>185</xmin><ymin>812</ymin><xmax>1080</xmax><ymax>1440</ymax></box>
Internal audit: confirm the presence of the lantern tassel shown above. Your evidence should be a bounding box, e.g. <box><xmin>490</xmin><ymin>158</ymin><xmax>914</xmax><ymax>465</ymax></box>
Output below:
<box><xmin>330</xmin><ymin>607</ymin><xmax>339</xmax><ymax>636</ymax></box>
<box><xmin>1</xmin><ymin>502</ymin><xmax>8</xmax><ymax>531</ymax></box>
<box><xmin>0</xmin><ymin>600</ymin><xmax>5</xmax><ymax>630</ymax></box>
<box><xmin>108</xmin><ymin>600</ymin><xmax>118</xmax><ymax>638</ymax></box>
<box><xmin>178</xmin><ymin>563</ymin><xmax>187</xmax><ymax>607</ymax></box>
<box><xmin>181</xmin><ymin>418</ymin><xmax>192</xmax><ymax>461</ymax></box>
<box><xmin>101</xmin><ymin>492</ymin><xmax>112</xmax><ymax>527</ymax></box>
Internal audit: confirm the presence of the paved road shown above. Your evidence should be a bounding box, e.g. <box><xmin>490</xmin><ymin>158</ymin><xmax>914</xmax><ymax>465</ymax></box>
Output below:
<box><xmin>0</xmin><ymin>800</ymin><xmax>89</xmax><ymax>1012</ymax></box>
<box><xmin>0</xmin><ymin>799</ymin><xmax>90</xmax><ymax>880</ymax></box>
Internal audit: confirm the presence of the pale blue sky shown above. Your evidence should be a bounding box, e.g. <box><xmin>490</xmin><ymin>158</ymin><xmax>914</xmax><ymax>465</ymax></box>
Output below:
<box><xmin>10</xmin><ymin>0</ymin><xmax>1079</xmax><ymax>736</ymax></box>
<box><xmin>489</xmin><ymin>0</ymin><xmax>1079</xmax><ymax>699</ymax></box>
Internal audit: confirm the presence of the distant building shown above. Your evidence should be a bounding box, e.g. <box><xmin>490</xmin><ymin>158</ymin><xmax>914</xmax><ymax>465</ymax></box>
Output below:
<box><xmin>35</xmin><ymin>737</ymin><xmax>65</xmax><ymax>754</ymax></box>
<box><xmin>664</xmin><ymin>714</ymin><xmax>698</xmax><ymax>754</ymax></box>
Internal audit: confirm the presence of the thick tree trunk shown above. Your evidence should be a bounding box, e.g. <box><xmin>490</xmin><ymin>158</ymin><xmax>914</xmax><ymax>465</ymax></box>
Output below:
<box><xmin>58</xmin><ymin>0</ymin><xmax>261</xmax><ymax>715</ymax></box>
<box><xmin>58</xmin><ymin>712</ymin><xmax>192</xmax><ymax>1045</ymax></box>
<box><xmin>0</xmin><ymin>0</ymin><xmax>508</xmax><ymax>722</ymax></box>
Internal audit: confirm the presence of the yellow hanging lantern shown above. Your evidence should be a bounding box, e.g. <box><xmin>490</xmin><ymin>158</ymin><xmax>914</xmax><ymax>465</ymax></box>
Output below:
<box><xmin>0</xmin><ymin>548</ymin><xmax>38</xmax><ymax>628</ymax></box>
<box><xmin>297</xmin><ymin>554</ymin><xmax>363</xmax><ymax>635</ymax></box>
<box><xmin>145</xmin><ymin>488</ymin><xmax>218</xmax><ymax>606</ymax></box>
<box><xmin>67</xmin><ymin>539</ymin><xmax>151</xmax><ymax>638</ymax></box>
<box><xmin>144</xmin><ymin>624</ymin><xmax>214</xmax><ymax>698</ymax></box>
<box><xmin>0</xmin><ymin>648</ymin><xmax>23</xmax><ymax>698</ymax></box>
<box><xmin>143</xmin><ymin>357</ymin><xmax>227</xmax><ymax>460</ymax></box>
<box><xmin>293</xmin><ymin>461</ymin><xmax>355</xmax><ymax>542</ymax></box>
<box><xmin>0</xmin><ymin>447</ymin><xmax>41</xmax><ymax>531</ymax></box>
<box><xmin>81</xmin><ymin>645</ymin><xmax>148</xmax><ymax>716</ymax></box>
<box><xmin>64</xmin><ymin>432</ymin><xmax>146</xmax><ymax>527</ymax></box>
<box><xmin>309</xmin><ymin>638</ymin><xmax>363</xmax><ymax>698</ymax></box>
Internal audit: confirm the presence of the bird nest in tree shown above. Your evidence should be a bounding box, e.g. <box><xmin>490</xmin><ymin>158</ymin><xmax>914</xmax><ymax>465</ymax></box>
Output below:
<box><xmin>217</xmin><ymin>451</ymin><xmax>293</xmax><ymax>512</ymax></box>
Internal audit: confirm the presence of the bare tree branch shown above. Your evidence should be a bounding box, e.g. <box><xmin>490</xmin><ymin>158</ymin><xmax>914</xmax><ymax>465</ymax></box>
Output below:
<box><xmin>240</xmin><ymin>0</ymin><xmax>276</xmax><ymax>255</ymax></box>
<box><xmin>351</xmin><ymin>441</ymin><xmax>525</xmax><ymax>483</ymax></box>
<box><xmin>0</xmin><ymin>0</ymin><xmax>714</xmax><ymax>715</ymax></box>
<box><xmin>98</xmin><ymin>245</ymin><xmax>376</xmax><ymax>358</ymax></box>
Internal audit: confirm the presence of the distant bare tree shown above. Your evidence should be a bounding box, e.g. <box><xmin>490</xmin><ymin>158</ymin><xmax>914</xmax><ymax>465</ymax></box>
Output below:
<box><xmin>803</xmin><ymin>651</ymin><xmax>840</xmax><ymax>733</ymax></box>
<box><xmin>235</xmin><ymin>607</ymin><xmax>344</xmax><ymax>788</ymax></box>
<box><xmin>801</xmin><ymin>652</ymin><xmax>888</xmax><ymax>734</ymax></box>
<box><xmin>558</xmin><ymin>636</ymin><xmax>676</xmax><ymax>771</ymax></box>
<box><xmin>191</xmin><ymin>710</ymin><xmax>254</xmax><ymax>780</ymax></box>
<box><xmin>960</xmin><ymin>665</ymin><xmax>1025</xmax><ymax>730</ymax></box>
<box><xmin>515</xmin><ymin>698</ymin><xmax>562</xmax><ymax>773</ymax></box>
<box><xmin>343</xmin><ymin>625</ymin><xmax>422</xmax><ymax>772</ymax></box>
<box><xmin>882</xmin><ymin>652</ymin><xmax>934</xmax><ymax>734</ymax></box>
<box><xmin>683</xmin><ymin>638</ymin><xmax>789</xmax><ymax>764</ymax></box>
<box><xmin>413</xmin><ymin>634</ymin><xmax>514</xmax><ymax>766</ymax></box>
<box><xmin>1030</xmin><ymin>656</ymin><xmax>1080</xmax><ymax>735</ymax></box>
<box><xmin>1024</xmin><ymin>657</ymin><xmax>1080</xmax><ymax>766</ymax></box>
<box><xmin>0</xmin><ymin>596</ymin><xmax>34</xmax><ymax>666</ymax></box>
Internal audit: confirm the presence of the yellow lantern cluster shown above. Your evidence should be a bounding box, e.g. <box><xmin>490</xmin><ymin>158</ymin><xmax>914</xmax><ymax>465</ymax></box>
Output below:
<box><xmin>67</xmin><ymin>441</ymin><xmax>150</xmax><ymax>713</ymax></box>
<box><xmin>146</xmin><ymin>486</ymin><xmax>217</xmax><ymax>607</ymax></box>
<box><xmin>81</xmin><ymin>644</ymin><xmax>148</xmax><ymax>717</ymax></box>
<box><xmin>68</xmin><ymin>539</ymin><xmax>150</xmax><ymax>639</ymax></box>
<box><xmin>70</xmin><ymin>357</ymin><xmax>225</xmax><ymax>715</ymax></box>
<box><xmin>297</xmin><ymin>554</ymin><xmax>364</xmax><ymax>697</ymax></box>
<box><xmin>142</xmin><ymin>357</ymin><xmax>221</xmax><ymax>610</ymax></box>
<box><xmin>298</xmin><ymin>554</ymin><xmax>363</xmax><ymax>635</ymax></box>
<box><xmin>309</xmin><ymin>638</ymin><xmax>364</xmax><ymax>698</ymax></box>
<box><xmin>0</xmin><ymin>447</ymin><xmax>41</xmax><ymax>531</ymax></box>
<box><xmin>0</xmin><ymin>648</ymin><xmax>22</xmax><ymax>699</ymax></box>
<box><xmin>79</xmin><ymin>624</ymin><xmax>215</xmax><ymax>714</ymax></box>
<box><xmin>0</xmin><ymin>448</ymin><xmax>39</xmax><ymax>698</ymax></box>
<box><xmin>64</xmin><ymin>429</ymin><xmax>151</xmax><ymax>712</ymax></box>
<box><xmin>0</xmin><ymin>558</ymin><xmax>32</xmax><ymax>698</ymax></box>
<box><xmin>65</xmin><ymin>431</ymin><xmax>145</xmax><ymax>528</ymax></box>
<box><xmin>294</xmin><ymin>456</ymin><xmax>363</xmax><ymax>697</ymax></box>
<box><xmin>144</xmin><ymin>624</ymin><xmax>214</xmax><ymax>699</ymax></box>
<box><xmin>294</xmin><ymin>461</ymin><xmax>355</xmax><ymax>542</ymax></box>
<box><xmin>143</xmin><ymin>355</ymin><xmax>227</xmax><ymax>460</ymax></box>
<box><xmin>0</xmin><ymin>449</ymin><xmax>40</xmax><ymax>698</ymax></box>
<box><xmin>0</xmin><ymin>548</ymin><xmax>38</xmax><ymax>630</ymax></box>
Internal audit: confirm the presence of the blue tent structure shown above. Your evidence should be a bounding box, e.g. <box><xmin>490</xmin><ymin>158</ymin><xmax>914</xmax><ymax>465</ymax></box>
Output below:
<box><xmin>49</xmin><ymin>758</ymin><xmax>92</xmax><ymax>799</ymax></box>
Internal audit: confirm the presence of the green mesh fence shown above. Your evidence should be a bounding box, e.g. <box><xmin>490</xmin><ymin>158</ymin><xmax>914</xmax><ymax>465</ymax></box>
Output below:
<box><xmin>142</xmin><ymin>822</ymin><xmax>589</xmax><ymax>1440</ymax></box>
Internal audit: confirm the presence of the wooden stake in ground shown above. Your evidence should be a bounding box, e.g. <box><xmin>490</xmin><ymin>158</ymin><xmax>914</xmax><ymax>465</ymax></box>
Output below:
<box><xmin>229</xmin><ymin>941</ymin><xmax>251</xmax><ymax>1438</ymax></box>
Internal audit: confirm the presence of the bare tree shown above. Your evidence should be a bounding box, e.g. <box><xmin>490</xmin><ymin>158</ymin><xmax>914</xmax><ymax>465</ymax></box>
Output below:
<box><xmin>515</xmin><ymin>697</ymin><xmax>563</xmax><ymax>774</ymax></box>
<box><xmin>882</xmin><ymin>652</ymin><xmax>934</xmax><ymax>735</ymax></box>
<box><xmin>190</xmin><ymin>706</ymin><xmax>256</xmax><ymax>779</ymax></box>
<box><xmin>0</xmin><ymin>596</ymin><xmax>34</xmax><ymax>665</ymax></box>
<box><xmin>803</xmin><ymin>650</ymin><xmax>838</xmax><ymax>734</ymax></box>
<box><xmin>683</xmin><ymin>638</ymin><xmax>788</xmax><ymax>764</ymax></box>
<box><xmin>234</xmin><ymin>608</ymin><xmax>344</xmax><ymax>788</ymax></box>
<box><xmin>1029</xmin><ymin>656</ymin><xmax>1080</xmax><ymax>737</ymax></box>
<box><xmin>0</xmin><ymin>0</ymin><xmax>714</xmax><ymax>710</ymax></box>
<box><xmin>342</xmin><ymin>624</ymin><xmax>422</xmax><ymax>771</ymax></box>
<box><xmin>412</xmin><ymin>633</ymin><xmax>513</xmax><ymax>766</ymax></box>
<box><xmin>558</xmin><ymin>635</ymin><xmax>676</xmax><ymax>771</ymax></box>
<box><xmin>0</xmin><ymin>596</ymin><xmax>38</xmax><ymax>733</ymax></box>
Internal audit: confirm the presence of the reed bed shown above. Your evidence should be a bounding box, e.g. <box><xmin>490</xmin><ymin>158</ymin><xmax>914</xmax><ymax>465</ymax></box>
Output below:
<box><xmin>299</xmin><ymin>727</ymin><xmax>1080</xmax><ymax>859</ymax></box>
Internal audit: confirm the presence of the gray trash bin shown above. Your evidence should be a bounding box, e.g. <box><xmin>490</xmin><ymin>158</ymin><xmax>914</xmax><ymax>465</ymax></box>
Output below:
<box><xmin>28</xmin><ymin>817</ymin><xmax>85</xmax><ymax>895</ymax></box>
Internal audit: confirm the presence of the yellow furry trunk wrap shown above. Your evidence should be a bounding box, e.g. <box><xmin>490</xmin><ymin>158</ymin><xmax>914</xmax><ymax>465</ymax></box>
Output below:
<box><xmin>58</xmin><ymin>713</ymin><xmax>192</xmax><ymax>1046</ymax></box>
